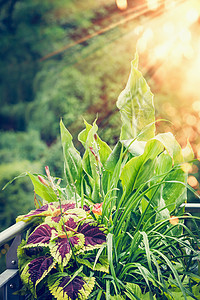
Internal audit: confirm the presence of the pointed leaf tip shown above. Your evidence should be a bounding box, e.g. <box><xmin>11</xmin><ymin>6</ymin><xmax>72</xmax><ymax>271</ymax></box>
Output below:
<box><xmin>117</xmin><ymin>53</ymin><xmax>155</xmax><ymax>141</ymax></box>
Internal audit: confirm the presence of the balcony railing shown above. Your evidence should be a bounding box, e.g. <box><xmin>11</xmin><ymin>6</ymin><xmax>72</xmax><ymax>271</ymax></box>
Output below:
<box><xmin>0</xmin><ymin>204</ymin><xmax>199</xmax><ymax>299</ymax></box>
<box><xmin>0</xmin><ymin>219</ymin><xmax>35</xmax><ymax>300</ymax></box>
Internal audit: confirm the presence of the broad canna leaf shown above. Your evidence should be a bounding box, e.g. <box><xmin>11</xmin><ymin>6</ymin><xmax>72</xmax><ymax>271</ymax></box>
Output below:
<box><xmin>117</xmin><ymin>53</ymin><xmax>155</xmax><ymax>141</ymax></box>
<box><xmin>78</xmin><ymin>120</ymin><xmax>100</xmax><ymax>200</ymax></box>
<box><xmin>78</xmin><ymin>120</ymin><xmax>109</xmax><ymax>201</ymax></box>
<box><xmin>60</xmin><ymin>119</ymin><xmax>82</xmax><ymax>197</ymax></box>
<box><xmin>121</xmin><ymin>139</ymin><xmax>164</xmax><ymax>195</ymax></box>
<box><xmin>48</xmin><ymin>274</ymin><xmax>95</xmax><ymax>300</ymax></box>
<box><xmin>28</xmin><ymin>173</ymin><xmax>58</xmax><ymax>203</ymax></box>
<box><xmin>78</xmin><ymin>119</ymin><xmax>94</xmax><ymax>147</ymax></box>
<box><xmin>78</xmin><ymin>222</ymin><xmax>107</xmax><ymax>251</ymax></box>
<box><xmin>21</xmin><ymin>255</ymin><xmax>55</xmax><ymax>296</ymax></box>
<box><xmin>152</xmin><ymin>132</ymin><xmax>183</xmax><ymax>165</ymax></box>
<box><xmin>121</xmin><ymin>139</ymin><xmax>146</xmax><ymax>157</ymax></box>
<box><xmin>148</xmin><ymin>152</ymin><xmax>187</xmax><ymax>213</ymax></box>
<box><xmin>105</xmin><ymin>141</ymin><xmax>123</xmax><ymax>173</ymax></box>
<box><xmin>162</xmin><ymin>168</ymin><xmax>187</xmax><ymax>210</ymax></box>
<box><xmin>182</xmin><ymin>140</ymin><xmax>194</xmax><ymax>162</ymax></box>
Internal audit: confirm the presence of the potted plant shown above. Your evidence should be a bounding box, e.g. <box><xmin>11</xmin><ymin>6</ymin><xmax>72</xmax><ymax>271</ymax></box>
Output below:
<box><xmin>15</xmin><ymin>55</ymin><xmax>200</xmax><ymax>299</ymax></box>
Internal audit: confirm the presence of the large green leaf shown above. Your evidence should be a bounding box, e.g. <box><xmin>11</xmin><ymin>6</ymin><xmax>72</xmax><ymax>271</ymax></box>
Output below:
<box><xmin>148</xmin><ymin>152</ymin><xmax>187</xmax><ymax>213</ymax></box>
<box><xmin>116</xmin><ymin>53</ymin><xmax>155</xmax><ymax>141</ymax></box>
<box><xmin>28</xmin><ymin>173</ymin><xmax>57</xmax><ymax>203</ymax></box>
<box><xmin>60</xmin><ymin>119</ymin><xmax>82</xmax><ymax>197</ymax></box>
<box><xmin>121</xmin><ymin>139</ymin><xmax>164</xmax><ymax>195</ymax></box>
<box><xmin>78</xmin><ymin>120</ymin><xmax>111</xmax><ymax>201</ymax></box>
<box><xmin>78</xmin><ymin>119</ymin><xmax>111</xmax><ymax>165</ymax></box>
<box><xmin>78</xmin><ymin>120</ymin><xmax>100</xmax><ymax>200</ymax></box>
<box><xmin>162</xmin><ymin>168</ymin><xmax>187</xmax><ymax>210</ymax></box>
<box><xmin>152</xmin><ymin>132</ymin><xmax>183</xmax><ymax>165</ymax></box>
<box><xmin>105</xmin><ymin>141</ymin><xmax>123</xmax><ymax>173</ymax></box>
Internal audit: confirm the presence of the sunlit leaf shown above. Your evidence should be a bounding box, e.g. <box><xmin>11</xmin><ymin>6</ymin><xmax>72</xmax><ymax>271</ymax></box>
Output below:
<box><xmin>121</xmin><ymin>139</ymin><xmax>163</xmax><ymax>195</ymax></box>
<box><xmin>182</xmin><ymin>140</ymin><xmax>194</xmax><ymax>162</ymax></box>
<box><xmin>152</xmin><ymin>132</ymin><xmax>183</xmax><ymax>165</ymax></box>
<box><xmin>117</xmin><ymin>53</ymin><xmax>155</xmax><ymax>141</ymax></box>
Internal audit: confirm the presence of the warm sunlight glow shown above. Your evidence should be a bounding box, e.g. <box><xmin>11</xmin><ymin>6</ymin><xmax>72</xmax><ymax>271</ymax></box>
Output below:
<box><xmin>134</xmin><ymin>0</ymin><xmax>200</xmax><ymax>129</ymax></box>
<box><xmin>163</xmin><ymin>22</ymin><xmax>175</xmax><ymax>36</ymax></box>
<box><xmin>178</xmin><ymin>28</ymin><xmax>191</xmax><ymax>43</ymax></box>
<box><xmin>147</xmin><ymin>0</ymin><xmax>159</xmax><ymax>11</ymax></box>
<box><xmin>192</xmin><ymin>101</ymin><xmax>200</xmax><ymax>112</ymax></box>
<box><xmin>186</xmin><ymin>8</ymin><xmax>199</xmax><ymax>25</ymax></box>
<box><xmin>116</xmin><ymin>0</ymin><xmax>127</xmax><ymax>10</ymax></box>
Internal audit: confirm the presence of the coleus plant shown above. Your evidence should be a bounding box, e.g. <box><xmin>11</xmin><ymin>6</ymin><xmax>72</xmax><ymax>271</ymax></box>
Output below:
<box><xmin>16</xmin><ymin>54</ymin><xmax>200</xmax><ymax>300</ymax></box>
<box><xmin>17</xmin><ymin>200</ymin><xmax>108</xmax><ymax>299</ymax></box>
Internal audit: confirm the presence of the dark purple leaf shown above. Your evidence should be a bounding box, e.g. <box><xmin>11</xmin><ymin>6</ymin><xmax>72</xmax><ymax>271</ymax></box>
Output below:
<box><xmin>61</xmin><ymin>203</ymin><xmax>76</xmax><ymax>212</ymax></box>
<box><xmin>78</xmin><ymin>222</ymin><xmax>106</xmax><ymax>248</ymax></box>
<box><xmin>60</xmin><ymin>276</ymin><xmax>85</xmax><ymax>299</ymax></box>
<box><xmin>64</xmin><ymin>217</ymin><xmax>77</xmax><ymax>230</ymax></box>
<box><xmin>27</xmin><ymin>224</ymin><xmax>52</xmax><ymax>245</ymax></box>
<box><xmin>28</xmin><ymin>255</ymin><xmax>54</xmax><ymax>287</ymax></box>
<box><xmin>50</xmin><ymin>235</ymin><xmax>81</xmax><ymax>266</ymax></box>
<box><xmin>51</xmin><ymin>216</ymin><xmax>61</xmax><ymax>223</ymax></box>
<box><xmin>48</xmin><ymin>274</ymin><xmax>95</xmax><ymax>300</ymax></box>
<box><xmin>25</xmin><ymin>246</ymin><xmax>43</xmax><ymax>257</ymax></box>
<box><xmin>82</xmin><ymin>205</ymin><xmax>90</xmax><ymax>212</ymax></box>
<box><xmin>23</xmin><ymin>204</ymin><xmax>49</xmax><ymax>218</ymax></box>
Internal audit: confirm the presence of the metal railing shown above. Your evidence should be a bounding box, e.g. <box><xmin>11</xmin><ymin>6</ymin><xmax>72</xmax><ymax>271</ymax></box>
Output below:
<box><xmin>0</xmin><ymin>220</ymin><xmax>35</xmax><ymax>300</ymax></box>
<box><xmin>0</xmin><ymin>204</ymin><xmax>199</xmax><ymax>299</ymax></box>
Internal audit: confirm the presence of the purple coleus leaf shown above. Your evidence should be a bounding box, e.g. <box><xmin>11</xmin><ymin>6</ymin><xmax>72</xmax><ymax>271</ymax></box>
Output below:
<box><xmin>16</xmin><ymin>204</ymin><xmax>50</xmax><ymax>222</ymax></box>
<box><xmin>49</xmin><ymin>233</ymin><xmax>84</xmax><ymax>266</ymax></box>
<box><xmin>61</xmin><ymin>203</ymin><xmax>76</xmax><ymax>212</ymax></box>
<box><xmin>64</xmin><ymin>217</ymin><xmax>77</xmax><ymax>231</ymax></box>
<box><xmin>78</xmin><ymin>222</ymin><xmax>107</xmax><ymax>251</ymax></box>
<box><xmin>51</xmin><ymin>215</ymin><xmax>62</xmax><ymax>223</ymax></box>
<box><xmin>16</xmin><ymin>202</ymin><xmax>77</xmax><ymax>223</ymax></box>
<box><xmin>21</xmin><ymin>255</ymin><xmax>55</xmax><ymax>296</ymax></box>
<box><xmin>48</xmin><ymin>274</ymin><xmax>95</xmax><ymax>300</ymax></box>
<box><xmin>82</xmin><ymin>204</ymin><xmax>90</xmax><ymax>212</ymax></box>
<box><xmin>26</xmin><ymin>224</ymin><xmax>52</xmax><ymax>247</ymax></box>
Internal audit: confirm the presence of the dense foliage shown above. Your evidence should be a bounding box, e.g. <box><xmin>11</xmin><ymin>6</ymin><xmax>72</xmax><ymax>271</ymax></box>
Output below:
<box><xmin>16</xmin><ymin>57</ymin><xmax>200</xmax><ymax>299</ymax></box>
<box><xmin>1</xmin><ymin>0</ymin><xmax>200</xmax><ymax>274</ymax></box>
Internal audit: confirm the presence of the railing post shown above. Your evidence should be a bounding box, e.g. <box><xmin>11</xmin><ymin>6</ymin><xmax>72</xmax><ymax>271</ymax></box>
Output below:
<box><xmin>0</xmin><ymin>221</ymin><xmax>36</xmax><ymax>300</ymax></box>
<box><xmin>0</xmin><ymin>234</ymin><xmax>24</xmax><ymax>300</ymax></box>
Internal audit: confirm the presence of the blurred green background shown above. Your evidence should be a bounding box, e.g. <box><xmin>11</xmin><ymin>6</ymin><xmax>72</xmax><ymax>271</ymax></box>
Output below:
<box><xmin>0</xmin><ymin>0</ymin><xmax>200</xmax><ymax>271</ymax></box>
